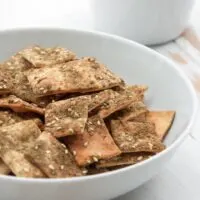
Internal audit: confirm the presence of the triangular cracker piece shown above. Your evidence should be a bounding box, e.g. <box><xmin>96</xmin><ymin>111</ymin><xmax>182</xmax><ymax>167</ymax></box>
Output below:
<box><xmin>96</xmin><ymin>153</ymin><xmax>152</xmax><ymax>168</ymax></box>
<box><xmin>111</xmin><ymin>120</ymin><xmax>165</xmax><ymax>153</ymax></box>
<box><xmin>26</xmin><ymin>58</ymin><xmax>122</xmax><ymax>96</ymax></box>
<box><xmin>0</xmin><ymin>95</ymin><xmax>44</xmax><ymax>115</ymax></box>
<box><xmin>146</xmin><ymin>111</ymin><xmax>175</xmax><ymax>141</ymax></box>
<box><xmin>20</xmin><ymin>46</ymin><xmax>76</xmax><ymax>68</ymax></box>
<box><xmin>118</xmin><ymin>101</ymin><xmax>148</xmax><ymax>121</ymax></box>
<box><xmin>2</xmin><ymin>150</ymin><xmax>45</xmax><ymax>178</ymax></box>
<box><xmin>97</xmin><ymin>88</ymin><xmax>136</xmax><ymax>118</ymax></box>
<box><xmin>65</xmin><ymin>115</ymin><xmax>121</xmax><ymax>166</ymax></box>
<box><xmin>26</xmin><ymin>132</ymin><xmax>82</xmax><ymax>178</ymax></box>
<box><xmin>45</xmin><ymin>96</ymin><xmax>90</xmax><ymax>137</ymax></box>
<box><xmin>0</xmin><ymin>120</ymin><xmax>45</xmax><ymax>177</ymax></box>
<box><xmin>88</xmin><ymin>89</ymin><xmax>112</xmax><ymax>112</ymax></box>
<box><xmin>0</xmin><ymin>159</ymin><xmax>11</xmax><ymax>175</ymax></box>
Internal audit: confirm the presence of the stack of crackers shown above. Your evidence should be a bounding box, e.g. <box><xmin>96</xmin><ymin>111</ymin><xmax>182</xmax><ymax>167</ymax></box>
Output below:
<box><xmin>0</xmin><ymin>46</ymin><xmax>175</xmax><ymax>178</ymax></box>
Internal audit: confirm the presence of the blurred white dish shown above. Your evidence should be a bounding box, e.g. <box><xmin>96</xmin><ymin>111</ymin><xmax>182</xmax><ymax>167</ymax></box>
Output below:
<box><xmin>91</xmin><ymin>0</ymin><xmax>195</xmax><ymax>45</ymax></box>
<box><xmin>0</xmin><ymin>28</ymin><xmax>197</xmax><ymax>200</ymax></box>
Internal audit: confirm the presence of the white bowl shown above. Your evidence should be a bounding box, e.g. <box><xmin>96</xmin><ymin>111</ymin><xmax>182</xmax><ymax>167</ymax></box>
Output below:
<box><xmin>90</xmin><ymin>0</ymin><xmax>195</xmax><ymax>45</ymax></box>
<box><xmin>0</xmin><ymin>28</ymin><xmax>198</xmax><ymax>200</ymax></box>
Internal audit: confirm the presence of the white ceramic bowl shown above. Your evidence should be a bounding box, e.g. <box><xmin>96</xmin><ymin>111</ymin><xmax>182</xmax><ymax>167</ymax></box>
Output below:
<box><xmin>91</xmin><ymin>0</ymin><xmax>195</xmax><ymax>45</ymax></box>
<box><xmin>0</xmin><ymin>28</ymin><xmax>197</xmax><ymax>200</ymax></box>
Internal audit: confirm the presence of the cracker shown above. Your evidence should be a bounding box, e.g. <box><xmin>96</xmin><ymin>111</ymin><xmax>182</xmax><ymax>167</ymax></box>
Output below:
<box><xmin>132</xmin><ymin>113</ymin><xmax>147</xmax><ymax>122</ymax></box>
<box><xmin>26</xmin><ymin>132</ymin><xmax>82</xmax><ymax>178</ymax></box>
<box><xmin>2</xmin><ymin>53</ymin><xmax>31</xmax><ymax>77</ymax></box>
<box><xmin>89</xmin><ymin>89</ymin><xmax>112</xmax><ymax>112</ymax></box>
<box><xmin>0</xmin><ymin>158</ymin><xmax>11</xmax><ymax>175</ymax></box>
<box><xmin>146</xmin><ymin>111</ymin><xmax>175</xmax><ymax>141</ymax></box>
<box><xmin>111</xmin><ymin>120</ymin><xmax>165</xmax><ymax>153</ymax></box>
<box><xmin>26</xmin><ymin>58</ymin><xmax>122</xmax><ymax>96</ymax></box>
<box><xmin>20</xmin><ymin>46</ymin><xmax>76</xmax><ymax>68</ymax></box>
<box><xmin>0</xmin><ymin>70</ymin><xmax>13</xmax><ymax>95</ymax></box>
<box><xmin>119</xmin><ymin>101</ymin><xmax>148</xmax><ymax>121</ymax></box>
<box><xmin>66</xmin><ymin>115</ymin><xmax>121</xmax><ymax>166</ymax></box>
<box><xmin>2</xmin><ymin>150</ymin><xmax>45</xmax><ymax>177</ymax></box>
<box><xmin>96</xmin><ymin>153</ymin><xmax>152</xmax><ymax>168</ymax></box>
<box><xmin>0</xmin><ymin>120</ymin><xmax>45</xmax><ymax>177</ymax></box>
<box><xmin>3</xmin><ymin>55</ymin><xmax>44</xmax><ymax>105</ymax></box>
<box><xmin>0</xmin><ymin>120</ymin><xmax>42</xmax><ymax>153</ymax></box>
<box><xmin>128</xmin><ymin>85</ymin><xmax>148</xmax><ymax>101</ymax></box>
<box><xmin>45</xmin><ymin>96</ymin><xmax>90</xmax><ymax>137</ymax></box>
<box><xmin>0</xmin><ymin>95</ymin><xmax>44</xmax><ymax>115</ymax></box>
<box><xmin>97</xmin><ymin>88</ymin><xmax>136</xmax><ymax>118</ymax></box>
<box><xmin>2</xmin><ymin>53</ymin><xmax>52</xmax><ymax>106</ymax></box>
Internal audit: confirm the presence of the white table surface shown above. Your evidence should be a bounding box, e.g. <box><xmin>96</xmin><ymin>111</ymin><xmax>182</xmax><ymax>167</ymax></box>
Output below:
<box><xmin>1</xmin><ymin>1</ymin><xmax>200</xmax><ymax>200</ymax></box>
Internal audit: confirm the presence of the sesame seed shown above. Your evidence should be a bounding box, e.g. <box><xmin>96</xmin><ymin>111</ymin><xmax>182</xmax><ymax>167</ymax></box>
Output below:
<box><xmin>127</xmin><ymin>137</ymin><xmax>132</xmax><ymax>142</ymax></box>
<box><xmin>82</xmin><ymin>169</ymin><xmax>88</xmax><ymax>174</ymax></box>
<box><xmin>89</xmin><ymin>127</ymin><xmax>94</xmax><ymax>131</ymax></box>
<box><xmin>61</xmin><ymin>143</ymin><xmax>66</xmax><ymax>148</ymax></box>
<box><xmin>46</xmin><ymin>150</ymin><xmax>51</xmax><ymax>154</ymax></box>
<box><xmin>24</xmin><ymin>168</ymin><xmax>29</xmax><ymax>172</ymax></box>
<box><xmin>97</xmin><ymin>120</ymin><xmax>101</xmax><ymax>125</ymax></box>
<box><xmin>48</xmin><ymin>164</ymin><xmax>55</xmax><ymax>170</ymax></box>
<box><xmin>67</xmin><ymin>108</ymin><xmax>72</xmax><ymax>112</ymax></box>
<box><xmin>68</xmin><ymin>128</ymin><xmax>74</xmax><ymax>134</ymax></box>
<box><xmin>83</xmin><ymin>142</ymin><xmax>88</xmax><ymax>147</ymax></box>
<box><xmin>54</xmin><ymin>116</ymin><xmax>59</xmax><ymax>121</ymax></box>
<box><xmin>73</xmin><ymin>151</ymin><xmax>76</xmax><ymax>156</ymax></box>
<box><xmin>34</xmin><ymin>145</ymin><xmax>38</xmax><ymax>150</ymax></box>
<box><xmin>137</xmin><ymin>156</ymin><xmax>143</xmax><ymax>161</ymax></box>
<box><xmin>39</xmin><ymin>87</ymin><xmax>44</xmax><ymax>91</ymax></box>
<box><xmin>120</xmin><ymin>143</ymin><xmax>125</xmax><ymax>148</ymax></box>
<box><xmin>60</xmin><ymin>165</ymin><xmax>65</xmax><ymax>170</ymax></box>
<box><xmin>56</xmin><ymin>126</ymin><xmax>62</xmax><ymax>130</ymax></box>
<box><xmin>148</xmin><ymin>143</ymin><xmax>153</xmax><ymax>150</ymax></box>
<box><xmin>65</xmin><ymin>149</ymin><xmax>69</xmax><ymax>154</ymax></box>
<box><xmin>51</xmin><ymin>120</ymin><xmax>56</xmax><ymax>124</ymax></box>
<box><xmin>93</xmin><ymin>156</ymin><xmax>98</xmax><ymax>162</ymax></box>
<box><xmin>40</xmin><ymin>51</ymin><xmax>46</xmax><ymax>55</ymax></box>
<box><xmin>87</xmin><ymin>159</ymin><xmax>91</xmax><ymax>164</ymax></box>
<box><xmin>74</xmin><ymin>112</ymin><xmax>79</xmax><ymax>117</ymax></box>
<box><xmin>13</xmin><ymin>99</ymin><xmax>19</xmax><ymax>103</ymax></box>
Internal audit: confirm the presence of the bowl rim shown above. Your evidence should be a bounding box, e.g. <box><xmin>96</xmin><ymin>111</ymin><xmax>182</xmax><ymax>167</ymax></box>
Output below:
<box><xmin>0</xmin><ymin>27</ymin><xmax>198</xmax><ymax>183</ymax></box>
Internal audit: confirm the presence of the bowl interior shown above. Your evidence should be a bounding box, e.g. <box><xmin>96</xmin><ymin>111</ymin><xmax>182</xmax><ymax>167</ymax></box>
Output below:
<box><xmin>0</xmin><ymin>28</ymin><xmax>195</xmax><ymax>146</ymax></box>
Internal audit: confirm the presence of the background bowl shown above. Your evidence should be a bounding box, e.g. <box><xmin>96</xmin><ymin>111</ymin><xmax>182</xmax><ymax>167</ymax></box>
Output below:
<box><xmin>91</xmin><ymin>0</ymin><xmax>195</xmax><ymax>45</ymax></box>
<box><xmin>0</xmin><ymin>28</ymin><xmax>197</xmax><ymax>200</ymax></box>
